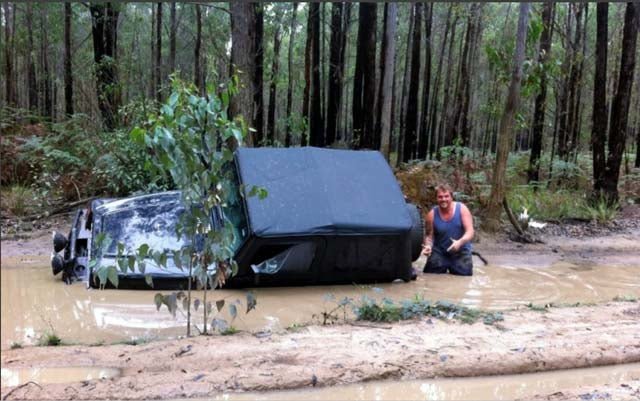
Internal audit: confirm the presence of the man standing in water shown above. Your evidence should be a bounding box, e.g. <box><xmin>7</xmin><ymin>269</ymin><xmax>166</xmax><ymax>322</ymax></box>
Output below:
<box><xmin>421</xmin><ymin>183</ymin><xmax>475</xmax><ymax>276</ymax></box>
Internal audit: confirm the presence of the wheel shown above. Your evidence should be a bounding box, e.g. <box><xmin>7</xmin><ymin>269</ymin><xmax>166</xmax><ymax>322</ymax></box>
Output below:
<box><xmin>406</xmin><ymin>203</ymin><xmax>424</xmax><ymax>262</ymax></box>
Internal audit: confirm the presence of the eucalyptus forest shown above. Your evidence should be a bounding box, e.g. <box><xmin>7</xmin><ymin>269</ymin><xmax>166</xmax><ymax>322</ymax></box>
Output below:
<box><xmin>2</xmin><ymin>3</ymin><xmax>640</xmax><ymax>400</ymax></box>
<box><xmin>1</xmin><ymin>2</ymin><xmax>639</xmax><ymax>227</ymax></box>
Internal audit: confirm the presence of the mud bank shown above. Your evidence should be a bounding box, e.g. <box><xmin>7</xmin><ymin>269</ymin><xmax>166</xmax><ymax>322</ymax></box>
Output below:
<box><xmin>1</xmin><ymin>302</ymin><xmax>639</xmax><ymax>400</ymax></box>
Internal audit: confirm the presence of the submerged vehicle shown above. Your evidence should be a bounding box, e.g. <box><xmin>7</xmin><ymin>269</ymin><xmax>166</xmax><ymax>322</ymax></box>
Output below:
<box><xmin>52</xmin><ymin>147</ymin><xmax>424</xmax><ymax>289</ymax></box>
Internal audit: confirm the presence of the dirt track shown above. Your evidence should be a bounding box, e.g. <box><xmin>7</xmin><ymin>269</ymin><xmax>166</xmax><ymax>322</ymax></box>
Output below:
<box><xmin>1</xmin><ymin>302</ymin><xmax>639</xmax><ymax>400</ymax></box>
<box><xmin>1</xmin><ymin>215</ymin><xmax>640</xmax><ymax>400</ymax></box>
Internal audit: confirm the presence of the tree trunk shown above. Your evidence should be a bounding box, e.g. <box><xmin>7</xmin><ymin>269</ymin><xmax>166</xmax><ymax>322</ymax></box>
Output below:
<box><xmin>339</xmin><ymin>4</ymin><xmax>352</xmax><ymax>142</ymax></box>
<box><xmin>155</xmin><ymin>2</ymin><xmax>162</xmax><ymax>103</ymax></box>
<box><xmin>566</xmin><ymin>4</ymin><xmax>585</xmax><ymax>158</ymax></box>
<box><xmin>90</xmin><ymin>3</ymin><xmax>120</xmax><ymax>130</ymax></box>
<box><xmin>285</xmin><ymin>2</ymin><xmax>298</xmax><ymax>148</ymax></box>
<box><xmin>302</xmin><ymin>4</ymin><xmax>312</xmax><ymax>146</ymax></box>
<box><xmin>603</xmin><ymin>3</ymin><xmax>639</xmax><ymax>204</ymax></box>
<box><xmin>194</xmin><ymin>4</ymin><xmax>202</xmax><ymax>94</ymax></box>
<box><xmin>450</xmin><ymin>3</ymin><xmax>482</xmax><ymax>148</ymax></box>
<box><xmin>229</xmin><ymin>2</ymin><xmax>257</xmax><ymax>146</ymax></box>
<box><xmin>417</xmin><ymin>3</ymin><xmax>433</xmax><ymax>160</ymax></box>
<box><xmin>403</xmin><ymin>3</ymin><xmax>422</xmax><ymax>162</ymax></box>
<box><xmin>26</xmin><ymin>3</ymin><xmax>38</xmax><ymax>113</ymax></box>
<box><xmin>438</xmin><ymin>11</ymin><xmax>459</xmax><ymax>149</ymax></box>
<box><xmin>169</xmin><ymin>2</ymin><xmax>176</xmax><ymax>75</ymax></box>
<box><xmin>428</xmin><ymin>4</ymin><xmax>453</xmax><ymax>159</ymax></box>
<box><xmin>266</xmin><ymin>9</ymin><xmax>283</xmax><ymax>143</ymax></box>
<box><xmin>39</xmin><ymin>7</ymin><xmax>52</xmax><ymax>119</ymax></box>
<box><xmin>64</xmin><ymin>2</ymin><xmax>74</xmax><ymax>116</ymax></box>
<box><xmin>309</xmin><ymin>3</ymin><xmax>323</xmax><ymax>147</ymax></box>
<box><xmin>397</xmin><ymin>5</ymin><xmax>415</xmax><ymax>164</ymax></box>
<box><xmin>556</xmin><ymin>5</ymin><xmax>573</xmax><ymax>160</ymax></box>
<box><xmin>253</xmin><ymin>4</ymin><xmax>264</xmax><ymax>144</ymax></box>
<box><xmin>3</xmin><ymin>3</ymin><xmax>16</xmax><ymax>108</ymax></box>
<box><xmin>591</xmin><ymin>3</ymin><xmax>608</xmax><ymax>196</ymax></box>
<box><xmin>527</xmin><ymin>2</ymin><xmax>555</xmax><ymax>183</ymax></box>
<box><xmin>484</xmin><ymin>3</ymin><xmax>530</xmax><ymax>232</ymax></box>
<box><xmin>326</xmin><ymin>2</ymin><xmax>345</xmax><ymax>147</ymax></box>
<box><xmin>378</xmin><ymin>3</ymin><xmax>397</xmax><ymax>161</ymax></box>
<box><xmin>353</xmin><ymin>3</ymin><xmax>377</xmax><ymax>149</ymax></box>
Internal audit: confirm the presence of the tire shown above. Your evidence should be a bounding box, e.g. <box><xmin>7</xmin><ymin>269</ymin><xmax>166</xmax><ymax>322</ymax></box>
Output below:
<box><xmin>406</xmin><ymin>203</ymin><xmax>424</xmax><ymax>262</ymax></box>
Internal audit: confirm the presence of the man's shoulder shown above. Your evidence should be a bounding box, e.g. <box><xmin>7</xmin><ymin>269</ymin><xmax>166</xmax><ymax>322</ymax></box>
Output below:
<box><xmin>458</xmin><ymin>202</ymin><xmax>472</xmax><ymax>215</ymax></box>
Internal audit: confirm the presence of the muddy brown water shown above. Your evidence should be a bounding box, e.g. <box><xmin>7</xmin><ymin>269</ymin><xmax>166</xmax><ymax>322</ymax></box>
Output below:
<box><xmin>202</xmin><ymin>363</ymin><xmax>640</xmax><ymax>401</ymax></box>
<box><xmin>1</xmin><ymin>255</ymin><xmax>639</xmax><ymax>348</ymax></box>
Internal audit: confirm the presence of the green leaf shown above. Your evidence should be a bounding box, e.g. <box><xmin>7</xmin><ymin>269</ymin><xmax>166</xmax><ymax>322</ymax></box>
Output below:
<box><xmin>138</xmin><ymin>244</ymin><xmax>150</xmax><ymax>258</ymax></box>
<box><xmin>145</xmin><ymin>274</ymin><xmax>154</xmax><ymax>288</ymax></box>
<box><xmin>154</xmin><ymin>293</ymin><xmax>164</xmax><ymax>311</ymax></box>
<box><xmin>128</xmin><ymin>256</ymin><xmax>136</xmax><ymax>272</ymax></box>
<box><xmin>216</xmin><ymin>299</ymin><xmax>225</xmax><ymax>312</ymax></box>
<box><xmin>97</xmin><ymin>266</ymin><xmax>108</xmax><ymax>287</ymax></box>
<box><xmin>246</xmin><ymin>292</ymin><xmax>257</xmax><ymax>314</ymax></box>
<box><xmin>107</xmin><ymin>266</ymin><xmax>119</xmax><ymax>288</ymax></box>
<box><xmin>166</xmin><ymin>293</ymin><xmax>178</xmax><ymax>317</ymax></box>
<box><xmin>117</xmin><ymin>242</ymin><xmax>125</xmax><ymax>256</ymax></box>
<box><xmin>130</xmin><ymin>127</ymin><xmax>146</xmax><ymax>146</ymax></box>
<box><xmin>117</xmin><ymin>257</ymin><xmax>127</xmax><ymax>272</ymax></box>
<box><xmin>168</xmin><ymin>92</ymin><xmax>180</xmax><ymax>108</ymax></box>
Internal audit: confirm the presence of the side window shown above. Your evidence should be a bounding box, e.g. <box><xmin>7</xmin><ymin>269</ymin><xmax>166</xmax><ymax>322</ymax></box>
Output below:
<box><xmin>251</xmin><ymin>242</ymin><xmax>317</xmax><ymax>275</ymax></box>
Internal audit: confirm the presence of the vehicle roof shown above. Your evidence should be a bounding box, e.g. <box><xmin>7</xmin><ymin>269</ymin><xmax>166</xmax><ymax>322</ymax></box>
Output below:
<box><xmin>235</xmin><ymin>147</ymin><xmax>412</xmax><ymax>237</ymax></box>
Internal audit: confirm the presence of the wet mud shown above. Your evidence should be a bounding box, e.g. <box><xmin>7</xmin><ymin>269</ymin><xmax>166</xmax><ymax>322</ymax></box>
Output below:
<box><xmin>1</xmin><ymin>226</ymin><xmax>639</xmax><ymax>400</ymax></box>
<box><xmin>2</xmin><ymin>253</ymin><xmax>638</xmax><ymax>348</ymax></box>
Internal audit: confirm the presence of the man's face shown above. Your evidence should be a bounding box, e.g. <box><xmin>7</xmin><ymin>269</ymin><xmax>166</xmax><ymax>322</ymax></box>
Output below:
<box><xmin>436</xmin><ymin>190</ymin><xmax>452</xmax><ymax>210</ymax></box>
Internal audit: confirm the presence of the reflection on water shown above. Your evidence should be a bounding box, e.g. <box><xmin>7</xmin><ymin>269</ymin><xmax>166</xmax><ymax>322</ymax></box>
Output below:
<box><xmin>1</xmin><ymin>366</ymin><xmax>121</xmax><ymax>387</ymax></box>
<box><xmin>1</xmin><ymin>255</ymin><xmax>639</xmax><ymax>348</ymax></box>
<box><xmin>207</xmin><ymin>363</ymin><xmax>640</xmax><ymax>401</ymax></box>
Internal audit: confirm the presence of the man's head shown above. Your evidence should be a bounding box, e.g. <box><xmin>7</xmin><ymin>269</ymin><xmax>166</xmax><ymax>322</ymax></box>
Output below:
<box><xmin>435</xmin><ymin>183</ymin><xmax>454</xmax><ymax>210</ymax></box>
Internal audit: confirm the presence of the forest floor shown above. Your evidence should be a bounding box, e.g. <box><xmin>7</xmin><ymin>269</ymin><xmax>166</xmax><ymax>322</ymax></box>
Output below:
<box><xmin>1</xmin><ymin>206</ymin><xmax>640</xmax><ymax>400</ymax></box>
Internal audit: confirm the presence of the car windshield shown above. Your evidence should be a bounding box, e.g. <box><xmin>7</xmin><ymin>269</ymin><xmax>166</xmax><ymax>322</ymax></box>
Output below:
<box><xmin>101</xmin><ymin>199</ymin><xmax>187</xmax><ymax>255</ymax></box>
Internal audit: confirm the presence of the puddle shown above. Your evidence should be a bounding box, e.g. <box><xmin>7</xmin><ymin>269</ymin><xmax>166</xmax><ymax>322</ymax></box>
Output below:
<box><xmin>1</xmin><ymin>255</ymin><xmax>639</xmax><ymax>348</ymax></box>
<box><xmin>1</xmin><ymin>366</ymin><xmax>121</xmax><ymax>387</ymax></box>
<box><xmin>204</xmin><ymin>363</ymin><xmax>640</xmax><ymax>401</ymax></box>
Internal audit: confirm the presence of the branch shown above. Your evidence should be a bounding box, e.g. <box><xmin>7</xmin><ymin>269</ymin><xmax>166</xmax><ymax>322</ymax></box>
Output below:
<box><xmin>502</xmin><ymin>197</ymin><xmax>525</xmax><ymax>236</ymax></box>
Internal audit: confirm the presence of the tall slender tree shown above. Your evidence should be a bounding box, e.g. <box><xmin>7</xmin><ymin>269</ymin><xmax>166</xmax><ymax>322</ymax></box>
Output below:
<box><xmin>26</xmin><ymin>3</ymin><xmax>38</xmax><ymax>113</ymax></box>
<box><xmin>309</xmin><ymin>3</ymin><xmax>323</xmax><ymax>147</ymax></box>
<box><xmin>154</xmin><ymin>2</ymin><xmax>162</xmax><ymax>103</ymax></box>
<box><xmin>602</xmin><ymin>3</ymin><xmax>639</xmax><ymax>203</ymax></box>
<box><xmin>90</xmin><ymin>2</ymin><xmax>120</xmax><ymax>130</ymax></box>
<box><xmin>3</xmin><ymin>3</ymin><xmax>16</xmax><ymax>108</ymax></box>
<box><xmin>64</xmin><ymin>2</ymin><xmax>73</xmax><ymax>116</ymax></box>
<box><xmin>302</xmin><ymin>4</ymin><xmax>312</xmax><ymax>146</ymax></box>
<box><xmin>194</xmin><ymin>4</ymin><xmax>202</xmax><ymax>94</ymax></box>
<box><xmin>428</xmin><ymin>4</ymin><xmax>453</xmax><ymax>159</ymax></box>
<box><xmin>284</xmin><ymin>2</ymin><xmax>298</xmax><ymax>147</ymax></box>
<box><xmin>403</xmin><ymin>3</ymin><xmax>422</xmax><ymax>162</ymax></box>
<box><xmin>353</xmin><ymin>3</ymin><xmax>377</xmax><ymax>149</ymax></box>
<box><xmin>169</xmin><ymin>2</ymin><xmax>176</xmax><ymax>75</ymax></box>
<box><xmin>326</xmin><ymin>2</ymin><xmax>345</xmax><ymax>147</ymax></box>
<box><xmin>378</xmin><ymin>3</ymin><xmax>397</xmax><ymax>161</ymax></box>
<box><xmin>417</xmin><ymin>3</ymin><xmax>433</xmax><ymax>159</ymax></box>
<box><xmin>527</xmin><ymin>2</ymin><xmax>555</xmax><ymax>183</ymax></box>
<box><xmin>591</xmin><ymin>3</ymin><xmax>608</xmax><ymax>196</ymax></box>
<box><xmin>229</xmin><ymin>2</ymin><xmax>257</xmax><ymax>146</ymax></box>
<box><xmin>253</xmin><ymin>4</ymin><xmax>264</xmax><ymax>144</ymax></box>
<box><xmin>484</xmin><ymin>3</ymin><xmax>530</xmax><ymax>231</ymax></box>
<box><xmin>267</xmin><ymin>7</ymin><xmax>283</xmax><ymax>143</ymax></box>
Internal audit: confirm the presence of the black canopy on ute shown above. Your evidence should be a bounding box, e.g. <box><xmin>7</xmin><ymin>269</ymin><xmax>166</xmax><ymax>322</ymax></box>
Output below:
<box><xmin>234</xmin><ymin>147</ymin><xmax>412</xmax><ymax>238</ymax></box>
